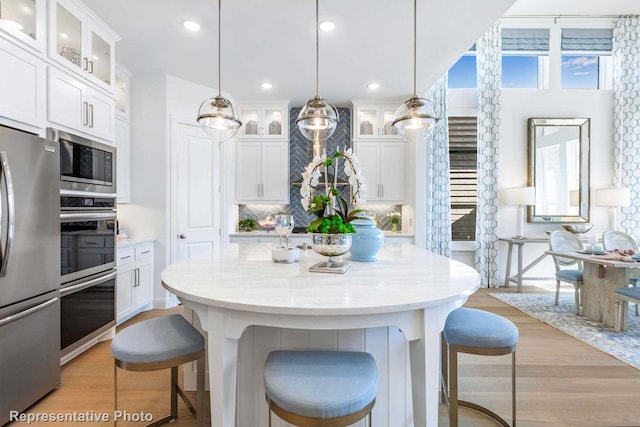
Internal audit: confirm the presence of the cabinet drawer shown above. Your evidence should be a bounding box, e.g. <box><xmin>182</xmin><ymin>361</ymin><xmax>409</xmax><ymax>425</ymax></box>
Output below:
<box><xmin>135</xmin><ymin>244</ymin><xmax>153</xmax><ymax>261</ymax></box>
<box><xmin>116</xmin><ymin>247</ymin><xmax>134</xmax><ymax>266</ymax></box>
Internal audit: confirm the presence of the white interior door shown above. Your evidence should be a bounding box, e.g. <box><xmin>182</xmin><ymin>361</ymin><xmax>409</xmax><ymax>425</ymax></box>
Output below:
<box><xmin>174</xmin><ymin>120</ymin><xmax>221</xmax><ymax>263</ymax></box>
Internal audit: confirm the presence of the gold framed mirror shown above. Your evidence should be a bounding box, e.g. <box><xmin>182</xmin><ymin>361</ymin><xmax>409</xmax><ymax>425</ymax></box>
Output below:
<box><xmin>527</xmin><ymin>118</ymin><xmax>590</xmax><ymax>223</ymax></box>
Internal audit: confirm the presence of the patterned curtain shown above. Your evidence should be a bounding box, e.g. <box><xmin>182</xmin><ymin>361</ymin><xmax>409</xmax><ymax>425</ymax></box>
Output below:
<box><xmin>474</xmin><ymin>23</ymin><xmax>502</xmax><ymax>287</ymax></box>
<box><xmin>613</xmin><ymin>17</ymin><xmax>640</xmax><ymax>233</ymax></box>
<box><xmin>424</xmin><ymin>75</ymin><xmax>452</xmax><ymax>257</ymax></box>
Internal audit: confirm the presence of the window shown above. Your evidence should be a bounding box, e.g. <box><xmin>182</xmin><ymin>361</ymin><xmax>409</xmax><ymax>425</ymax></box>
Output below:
<box><xmin>448</xmin><ymin>55</ymin><xmax>477</xmax><ymax>89</ymax></box>
<box><xmin>448</xmin><ymin>117</ymin><xmax>477</xmax><ymax>241</ymax></box>
<box><xmin>502</xmin><ymin>55</ymin><xmax>540</xmax><ymax>88</ymax></box>
<box><xmin>561</xmin><ymin>28</ymin><xmax>613</xmax><ymax>89</ymax></box>
<box><xmin>561</xmin><ymin>55</ymin><xmax>600</xmax><ymax>89</ymax></box>
<box><xmin>501</xmin><ymin>29</ymin><xmax>549</xmax><ymax>89</ymax></box>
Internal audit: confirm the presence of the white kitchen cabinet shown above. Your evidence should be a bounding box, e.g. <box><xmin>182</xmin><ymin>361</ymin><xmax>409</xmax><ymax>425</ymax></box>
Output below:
<box><xmin>352</xmin><ymin>101</ymin><xmax>402</xmax><ymax>140</ymax></box>
<box><xmin>236</xmin><ymin>141</ymin><xmax>289</xmax><ymax>203</ymax></box>
<box><xmin>0</xmin><ymin>37</ymin><xmax>46</xmax><ymax>129</ymax></box>
<box><xmin>236</xmin><ymin>103</ymin><xmax>289</xmax><ymax>140</ymax></box>
<box><xmin>0</xmin><ymin>0</ymin><xmax>46</xmax><ymax>52</ymax></box>
<box><xmin>48</xmin><ymin>0</ymin><xmax>119</xmax><ymax>91</ymax></box>
<box><xmin>116</xmin><ymin>247</ymin><xmax>134</xmax><ymax>322</ymax></box>
<box><xmin>355</xmin><ymin>141</ymin><xmax>405</xmax><ymax>202</ymax></box>
<box><xmin>115</xmin><ymin>117</ymin><xmax>130</xmax><ymax>203</ymax></box>
<box><xmin>116</xmin><ymin>242</ymin><xmax>153</xmax><ymax>324</ymax></box>
<box><xmin>132</xmin><ymin>244</ymin><xmax>153</xmax><ymax>309</ymax></box>
<box><xmin>48</xmin><ymin>66</ymin><xmax>114</xmax><ymax>141</ymax></box>
<box><xmin>114</xmin><ymin>64</ymin><xmax>131</xmax><ymax>121</ymax></box>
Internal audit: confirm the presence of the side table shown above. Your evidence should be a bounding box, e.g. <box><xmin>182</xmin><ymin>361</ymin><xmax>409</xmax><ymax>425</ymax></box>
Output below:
<box><xmin>499</xmin><ymin>237</ymin><xmax>554</xmax><ymax>292</ymax></box>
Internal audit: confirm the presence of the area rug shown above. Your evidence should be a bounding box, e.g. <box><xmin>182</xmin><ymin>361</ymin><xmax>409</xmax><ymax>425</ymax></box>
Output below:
<box><xmin>489</xmin><ymin>292</ymin><xmax>640</xmax><ymax>370</ymax></box>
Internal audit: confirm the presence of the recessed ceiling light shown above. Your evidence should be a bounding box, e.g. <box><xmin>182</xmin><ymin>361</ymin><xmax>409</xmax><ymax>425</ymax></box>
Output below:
<box><xmin>182</xmin><ymin>20</ymin><xmax>201</xmax><ymax>32</ymax></box>
<box><xmin>367</xmin><ymin>83</ymin><xmax>380</xmax><ymax>90</ymax></box>
<box><xmin>319</xmin><ymin>21</ymin><xmax>335</xmax><ymax>32</ymax></box>
<box><xmin>261</xmin><ymin>82</ymin><xmax>273</xmax><ymax>89</ymax></box>
<box><xmin>59</xmin><ymin>32</ymin><xmax>68</xmax><ymax>39</ymax></box>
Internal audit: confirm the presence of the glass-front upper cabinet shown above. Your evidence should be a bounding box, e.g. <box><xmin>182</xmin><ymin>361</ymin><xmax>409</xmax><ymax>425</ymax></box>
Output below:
<box><xmin>236</xmin><ymin>103</ymin><xmax>289</xmax><ymax>140</ymax></box>
<box><xmin>352</xmin><ymin>102</ymin><xmax>401</xmax><ymax>140</ymax></box>
<box><xmin>55</xmin><ymin>1</ymin><xmax>82</xmax><ymax>68</ymax></box>
<box><xmin>49</xmin><ymin>0</ymin><xmax>120</xmax><ymax>91</ymax></box>
<box><xmin>0</xmin><ymin>0</ymin><xmax>46</xmax><ymax>51</ymax></box>
<box><xmin>90</xmin><ymin>29</ymin><xmax>111</xmax><ymax>85</ymax></box>
<box><xmin>115</xmin><ymin>64</ymin><xmax>131</xmax><ymax>120</ymax></box>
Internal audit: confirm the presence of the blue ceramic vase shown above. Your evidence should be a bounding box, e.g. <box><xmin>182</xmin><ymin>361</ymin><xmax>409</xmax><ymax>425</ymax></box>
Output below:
<box><xmin>349</xmin><ymin>216</ymin><xmax>384</xmax><ymax>262</ymax></box>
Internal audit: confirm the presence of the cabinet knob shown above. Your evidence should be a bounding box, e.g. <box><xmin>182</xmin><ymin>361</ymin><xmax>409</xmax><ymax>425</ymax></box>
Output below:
<box><xmin>179</xmin><ymin>234</ymin><xmax>187</xmax><ymax>239</ymax></box>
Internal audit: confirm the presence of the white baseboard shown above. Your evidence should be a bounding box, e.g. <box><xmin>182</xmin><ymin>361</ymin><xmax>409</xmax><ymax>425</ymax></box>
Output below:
<box><xmin>60</xmin><ymin>327</ymin><xmax>115</xmax><ymax>366</ymax></box>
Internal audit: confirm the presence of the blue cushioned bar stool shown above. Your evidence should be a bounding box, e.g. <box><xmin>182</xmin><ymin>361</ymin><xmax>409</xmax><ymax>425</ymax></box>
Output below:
<box><xmin>441</xmin><ymin>308</ymin><xmax>519</xmax><ymax>427</ymax></box>
<box><xmin>263</xmin><ymin>350</ymin><xmax>378</xmax><ymax>427</ymax></box>
<box><xmin>110</xmin><ymin>314</ymin><xmax>206</xmax><ymax>427</ymax></box>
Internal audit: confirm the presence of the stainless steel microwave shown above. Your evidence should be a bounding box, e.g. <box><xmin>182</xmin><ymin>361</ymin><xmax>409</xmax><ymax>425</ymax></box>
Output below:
<box><xmin>47</xmin><ymin>128</ymin><xmax>116</xmax><ymax>194</ymax></box>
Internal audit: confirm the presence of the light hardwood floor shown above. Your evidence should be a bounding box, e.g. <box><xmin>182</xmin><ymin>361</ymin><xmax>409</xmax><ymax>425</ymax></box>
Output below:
<box><xmin>10</xmin><ymin>286</ymin><xmax>640</xmax><ymax>427</ymax></box>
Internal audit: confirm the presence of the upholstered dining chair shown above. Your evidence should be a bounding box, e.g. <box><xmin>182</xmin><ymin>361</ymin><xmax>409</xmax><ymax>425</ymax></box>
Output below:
<box><xmin>549</xmin><ymin>230</ymin><xmax>584</xmax><ymax>314</ymax></box>
<box><xmin>263</xmin><ymin>350</ymin><xmax>378</xmax><ymax>427</ymax></box>
<box><xmin>614</xmin><ymin>286</ymin><xmax>640</xmax><ymax>332</ymax></box>
<box><xmin>603</xmin><ymin>230</ymin><xmax>639</xmax><ymax>316</ymax></box>
<box><xmin>110</xmin><ymin>314</ymin><xmax>207</xmax><ymax>427</ymax></box>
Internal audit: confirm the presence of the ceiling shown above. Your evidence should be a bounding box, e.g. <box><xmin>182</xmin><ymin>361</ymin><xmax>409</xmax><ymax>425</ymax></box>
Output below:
<box><xmin>81</xmin><ymin>0</ymin><xmax>640</xmax><ymax>107</ymax></box>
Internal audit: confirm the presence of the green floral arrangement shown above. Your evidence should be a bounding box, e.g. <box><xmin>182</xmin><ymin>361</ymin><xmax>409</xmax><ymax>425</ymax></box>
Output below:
<box><xmin>301</xmin><ymin>147</ymin><xmax>366</xmax><ymax>234</ymax></box>
<box><xmin>388</xmin><ymin>212</ymin><xmax>401</xmax><ymax>225</ymax></box>
<box><xmin>238</xmin><ymin>218</ymin><xmax>258</xmax><ymax>232</ymax></box>
<box><xmin>310</xmin><ymin>211</ymin><xmax>356</xmax><ymax>234</ymax></box>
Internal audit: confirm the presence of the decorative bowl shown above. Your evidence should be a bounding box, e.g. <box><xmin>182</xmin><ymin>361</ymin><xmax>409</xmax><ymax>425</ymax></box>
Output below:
<box><xmin>310</xmin><ymin>233</ymin><xmax>352</xmax><ymax>257</ymax></box>
<box><xmin>258</xmin><ymin>218</ymin><xmax>276</xmax><ymax>230</ymax></box>
<box><xmin>562</xmin><ymin>224</ymin><xmax>593</xmax><ymax>234</ymax></box>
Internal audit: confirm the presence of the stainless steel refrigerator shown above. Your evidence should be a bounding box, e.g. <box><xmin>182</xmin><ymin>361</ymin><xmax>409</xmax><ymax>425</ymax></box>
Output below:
<box><xmin>0</xmin><ymin>126</ymin><xmax>60</xmax><ymax>425</ymax></box>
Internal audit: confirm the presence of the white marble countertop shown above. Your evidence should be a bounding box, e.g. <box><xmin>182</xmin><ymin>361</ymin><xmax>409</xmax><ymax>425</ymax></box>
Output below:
<box><xmin>116</xmin><ymin>238</ymin><xmax>155</xmax><ymax>249</ymax></box>
<box><xmin>161</xmin><ymin>243</ymin><xmax>479</xmax><ymax>316</ymax></box>
<box><xmin>229</xmin><ymin>231</ymin><xmax>415</xmax><ymax>237</ymax></box>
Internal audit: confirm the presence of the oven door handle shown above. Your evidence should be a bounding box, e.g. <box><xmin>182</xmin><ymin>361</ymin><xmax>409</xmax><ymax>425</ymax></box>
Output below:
<box><xmin>0</xmin><ymin>151</ymin><xmax>15</xmax><ymax>278</ymax></box>
<box><xmin>61</xmin><ymin>270</ymin><xmax>117</xmax><ymax>297</ymax></box>
<box><xmin>60</xmin><ymin>212</ymin><xmax>117</xmax><ymax>221</ymax></box>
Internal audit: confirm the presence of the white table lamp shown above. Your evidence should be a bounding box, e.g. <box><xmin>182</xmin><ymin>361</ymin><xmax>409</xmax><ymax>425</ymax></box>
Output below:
<box><xmin>569</xmin><ymin>190</ymin><xmax>580</xmax><ymax>207</ymax></box>
<box><xmin>596</xmin><ymin>187</ymin><xmax>630</xmax><ymax>231</ymax></box>
<box><xmin>501</xmin><ymin>187</ymin><xmax>536</xmax><ymax>239</ymax></box>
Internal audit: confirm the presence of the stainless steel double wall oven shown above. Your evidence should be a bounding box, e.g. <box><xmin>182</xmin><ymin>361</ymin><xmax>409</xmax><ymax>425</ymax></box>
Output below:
<box><xmin>49</xmin><ymin>129</ymin><xmax>118</xmax><ymax>358</ymax></box>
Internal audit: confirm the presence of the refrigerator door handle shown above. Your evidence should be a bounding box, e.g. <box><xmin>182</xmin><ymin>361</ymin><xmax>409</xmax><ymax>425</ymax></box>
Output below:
<box><xmin>0</xmin><ymin>297</ymin><xmax>58</xmax><ymax>327</ymax></box>
<box><xmin>0</xmin><ymin>151</ymin><xmax>15</xmax><ymax>278</ymax></box>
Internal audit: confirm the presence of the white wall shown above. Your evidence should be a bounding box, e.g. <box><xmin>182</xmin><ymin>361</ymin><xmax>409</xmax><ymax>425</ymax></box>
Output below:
<box><xmin>449</xmin><ymin>85</ymin><xmax>615</xmax><ymax>282</ymax></box>
<box><xmin>117</xmin><ymin>74</ymin><xmax>168</xmax><ymax>307</ymax></box>
<box><xmin>118</xmin><ymin>74</ymin><xmax>224</xmax><ymax>307</ymax></box>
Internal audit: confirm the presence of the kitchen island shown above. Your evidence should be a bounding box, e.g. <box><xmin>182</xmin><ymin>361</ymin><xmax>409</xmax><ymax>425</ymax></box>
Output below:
<box><xmin>162</xmin><ymin>243</ymin><xmax>480</xmax><ymax>427</ymax></box>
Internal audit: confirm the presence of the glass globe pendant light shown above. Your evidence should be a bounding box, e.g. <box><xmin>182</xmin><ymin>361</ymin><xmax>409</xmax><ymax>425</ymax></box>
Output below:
<box><xmin>295</xmin><ymin>0</ymin><xmax>339</xmax><ymax>142</ymax></box>
<box><xmin>392</xmin><ymin>0</ymin><xmax>439</xmax><ymax>140</ymax></box>
<box><xmin>197</xmin><ymin>0</ymin><xmax>242</xmax><ymax>142</ymax></box>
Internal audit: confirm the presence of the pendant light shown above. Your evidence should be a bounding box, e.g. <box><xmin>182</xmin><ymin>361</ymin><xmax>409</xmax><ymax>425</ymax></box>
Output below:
<box><xmin>197</xmin><ymin>0</ymin><xmax>242</xmax><ymax>142</ymax></box>
<box><xmin>295</xmin><ymin>0</ymin><xmax>339</xmax><ymax>142</ymax></box>
<box><xmin>392</xmin><ymin>0</ymin><xmax>439</xmax><ymax>140</ymax></box>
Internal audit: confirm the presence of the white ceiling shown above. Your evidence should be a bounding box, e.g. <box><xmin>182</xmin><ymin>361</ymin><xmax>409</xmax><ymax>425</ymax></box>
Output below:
<box><xmin>81</xmin><ymin>0</ymin><xmax>640</xmax><ymax>107</ymax></box>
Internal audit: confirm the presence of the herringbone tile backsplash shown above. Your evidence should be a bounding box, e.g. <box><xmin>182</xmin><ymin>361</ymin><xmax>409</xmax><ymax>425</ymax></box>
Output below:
<box><xmin>239</xmin><ymin>107</ymin><xmax>401</xmax><ymax>231</ymax></box>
